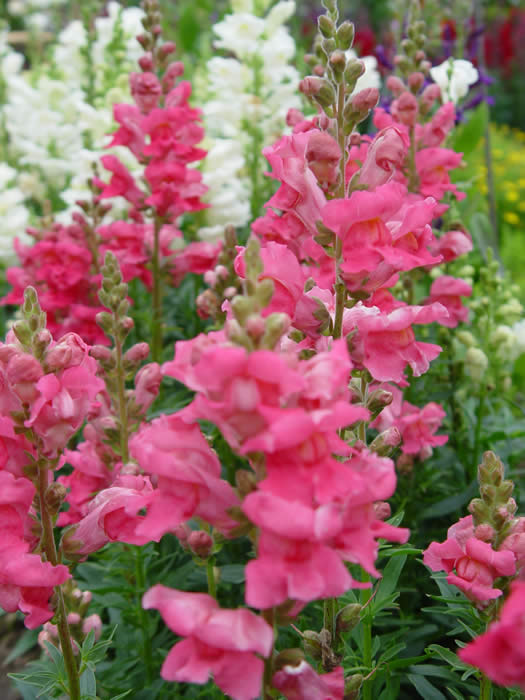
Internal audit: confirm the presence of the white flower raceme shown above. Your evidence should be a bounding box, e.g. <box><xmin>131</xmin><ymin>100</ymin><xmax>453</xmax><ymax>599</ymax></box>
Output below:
<box><xmin>429</xmin><ymin>58</ymin><xmax>479</xmax><ymax>105</ymax></box>
<box><xmin>0</xmin><ymin>164</ymin><xmax>31</xmax><ymax>262</ymax></box>
<box><xmin>0</xmin><ymin>3</ymin><xmax>144</xmax><ymax>239</ymax></box>
<box><xmin>512</xmin><ymin>319</ymin><xmax>525</xmax><ymax>357</ymax></box>
<box><xmin>345</xmin><ymin>48</ymin><xmax>381</xmax><ymax>96</ymax></box>
<box><xmin>198</xmin><ymin>0</ymin><xmax>301</xmax><ymax>241</ymax></box>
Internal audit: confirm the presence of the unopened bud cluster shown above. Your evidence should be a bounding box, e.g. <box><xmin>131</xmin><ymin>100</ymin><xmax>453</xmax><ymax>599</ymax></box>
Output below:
<box><xmin>196</xmin><ymin>226</ymin><xmax>243</xmax><ymax>322</ymax></box>
<box><xmin>299</xmin><ymin>1</ymin><xmax>378</xmax><ymax>133</ymax></box>
<box><xmin>226</xmin><ymin>237</ymin><xmax>290</xmax><ymax>351</ymax></box>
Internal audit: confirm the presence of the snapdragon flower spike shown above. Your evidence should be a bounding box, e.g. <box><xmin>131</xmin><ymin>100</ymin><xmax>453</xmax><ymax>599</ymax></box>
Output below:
<box><xmin>458</xmin><ymin>581</ymin><xmax>525</xmax><ymax>691</ymax></box>
<box><xmin>142</xmin><ymin>585</ymin><xmax>273</xmax><ymax>700</ymax></box>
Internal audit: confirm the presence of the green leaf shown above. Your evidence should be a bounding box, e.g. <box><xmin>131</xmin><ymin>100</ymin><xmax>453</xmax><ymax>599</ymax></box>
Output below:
<box><xmin>3</xmin><ymin>628</ymin><xmax>39</xmax><ymax>665</ymax></box>
<box><xmin>220</xmin><ymin>564</ymin><xmax>245</xmax><ymax>584</ymax></box>
<box><xmin>426</xmin><ymin>644</ymin><xmax>470</xmax><ymax>671</ymax></box>
<box><xmin>79</xmin><ymin>666</ymin><xmax>97</xmax><ymax>698</ymax></box>
<box><xmin>371</xmin><ymin>555</ymin><xmax>407</xmax><ymax>614</ymax></box>
<box><xmin>407</xmin><ymin>673</ymin><xmax>448</xmax><ymax>700</ymax></box>
<box><xmin>451</xmin><ymin>102</ymin><xmax>487</xmax><ymax>157</ymax></box>
<box><xmin>421</xmin><ymin>480</ymin><xmax>477</xmax><ymax>519</ymax></box>
<box><xmin>110</xmin><ymin>692</ymin><xmax>134</xmax><ymax>700</ymax></box>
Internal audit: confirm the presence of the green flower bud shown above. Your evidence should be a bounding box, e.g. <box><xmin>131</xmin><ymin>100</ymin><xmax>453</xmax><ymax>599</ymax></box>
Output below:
<box><xmin>336</xmin><ymin>21</ymin><xmax>354</xmax><ymax>50</ymax></box>
<box><xmin>318</xmin><ymin>14</ymin><xmax>335</xmax><ymax>38</ymax></box>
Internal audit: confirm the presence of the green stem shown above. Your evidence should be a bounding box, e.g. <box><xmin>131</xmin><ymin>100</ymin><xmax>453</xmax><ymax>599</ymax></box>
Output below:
<box><xmin>134</xmin><ymin>546</ymin><xmax>154</xmax><ymax>685</ymax></box>
<box><xmin>261</xmin><ymin>608</ymin><xmax>275</xmax><ymax>699</ymax></box>
<box><xmin>332</xmin><ymin>81</ymin><xmax>348</xmax><ymax>341</ymax></box>
<box><xmin>151</xmin><ymin>217</ymin><xmax>163</xmax><ymax>363</ymax></box>
<box><xmin>206</xmin><ymin>558</ymin><xmax>216</xmax><ymax>599</ymax></box>
<box><xmin>323</xmin><ymin>596</ymin><xmax>337</xmax><ymax>642</ymax></box>
<box><xmin>114</xmin><ymin>334</ymin><xmax>129</xmax><ymax>463</ymax></box>
<box><xmin>479</xmin><ymin>672</ymin><xmax>492</xmax><ymax>700</ymax></box>
<box><xmin>37</xmin><ymin>464</ymin><xmax>80</xmax><ymax>700</ymax></box>
<box><xmin>361</xmin><ymin>573</ymin><xmax>373</xmax><ymax>700</ymax></box>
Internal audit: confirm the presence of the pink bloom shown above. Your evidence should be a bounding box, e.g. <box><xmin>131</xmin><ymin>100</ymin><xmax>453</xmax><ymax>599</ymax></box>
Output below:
<box><xmin>133</xmin><ymin>362</ymin><xmax>162</xmax><ymax>412</ymax></box>
<box><xmin>143</xmin><ymin>585</ymin><xmax>273</xmax><ymax>700</ymax></box>
<box><xmin>130</xmin><ymin>71</ymin><xmax>162</xmax><ymax>113</ymax></box>
<box><xmin>305</xmin><ymin>131</ymin><xmax>341</xmax><ymax>188</ymax></box>
<box><xmin>0</xmin><ymin>416</ymin><xmax>34</xmax><ymax>477</ymax></box>
<box><xmin>130</xmin><ymin>415</ymin><xmax>238</xmax><ymax>537</ymax></box>
<box><xmin>0</xmin><ymin>471</ymin><xmax>70</xmax><ymax>628</ymax></box>
<box><xmin>343</xmin><ymin>302</ymin><xmax>448</xmax><ymax>383</ymax></box>
<box><xmin>423</xmin><ymin>515</ymin><xmax>516</xmax><ymax>603</ymax></box>
<box><xmin>431</xmin><ymin>230</ymin><xmax>473</xmax><ymax>262</ymax></box>
<box><xmin>25</xmin><ymin>354</ymin><xmax>105</xmax><ymax>456</ymax></box>
<box><xmin>171</xmin><ymin>241</ymin><xmax>220</xmax><ymax>287</ymax></box>
<box><xmin>108</xmin><ymin>103</ymin><xmax>145</xmax><ymax>159</ymax></box>
<box><xmin>359</xmin><ymin>126</ymin><xmax>408</xmax><ymax>189</ymax></box>
<box><xmin>422</xmin><ymin>102</ymin><xmax>456</xmax><ymax>147</ymax></box>
<box><xmin>96</xmin><ymin>155</ymin><xmax>144</xmax><ymax>207</ymax></box>
<box><xmin>458</xmin><ymin>581</ymin><xmax>525</xmax><ymax>691</ymax></box>
<box><xmin>141</xmin><ymin>104</ymin><xmax>206</xmax><ymax>162</ymax></box>
<box><xmin>425</xmin><ymin>276</ymin><xmax>472</xmax><ymax>327</ymax></box>
<box><xmin>144</xmin><ymin>160</ymin><xmax>207</xmax><ymax>219</ymax></box>
<box><xmin>273</xmin><ymin>661</ymin><xmax>344</xmax><ymax>699</ymax></box>
<box><xmin>63</xmin><ymin>475</ymin><xmax>156</xmax><ymax>557</ymax></box>
<box><xmin>416</xmin><ymin>147</ymin><xmax>465</xmax><ymax>201</ymax></box>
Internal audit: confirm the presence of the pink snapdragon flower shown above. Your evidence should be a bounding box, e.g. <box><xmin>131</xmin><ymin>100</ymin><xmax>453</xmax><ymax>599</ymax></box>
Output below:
<box><xmin>423</xmin><ymin>515</ymin><xmax>516</xmax><ymax>603</ymax></box>
<box><xmin>62</xmin><ymin>474</ymin><xmax>156</xmax><ymax>557</ymax></box>
<box><xmin>24</xmin><ymin>341</ymin><xmax>105</xmax><ymax>456</ymax></box>
<box><xmin>273</xmin><ymin>661</ymin><xmax>344</xmax><ymax>699</ymax></box>
<box><xmin>343</xmin><ymin>302</ymin><xmax>448</xmax><ymax>383</ymax></box>
<box><xmin>143</xmin><ymin>585</ymin><xmax>273</xmax><ymax>700</ymax></box>
<box><xmin>458</xmin><ymin>581</ymin><xmax>525</xmax><ymax>691</ymax></box>
<box><xmin>358</xmin><ymin>126</ymin><xmax>408</xmax><ymax>189</ymax></box>
<box><xmin>130</xmin><ymin>414</ymin><xmax>238</xmax><ymax>538</ymax></box>
<box><xmin>0</xmin><ymin>471</ymin><xmax>70</xmax><ymax>628</ymax></box>
<box><xmin>425</xmin><ymin>276</ymin><xmax>472</xmax><ymax>328</ymax></box>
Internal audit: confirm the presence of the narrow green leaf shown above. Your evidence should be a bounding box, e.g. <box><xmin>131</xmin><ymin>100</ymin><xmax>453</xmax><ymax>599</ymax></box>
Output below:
<box><xmin>407</xmin><ymin>673</ymin><xmax>448</xmax><ymax>700</ymax></box>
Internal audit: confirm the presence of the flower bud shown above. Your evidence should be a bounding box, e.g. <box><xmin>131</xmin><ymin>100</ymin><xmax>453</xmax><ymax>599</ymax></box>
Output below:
<box><xmin>408</xmin><ymin>71</ymin><xmax>425</xmax><ymax>92</ymax></box>
<box><xmin>67</xmin><ymin>612</ymin><xmax>81</xmax><ymax>625</ymax></box>
<box><xmin>44</xmin><ymin>483</ymin><xmax>67</xmax><ymax>515</ymax></box>
<box><xmin>138</xmin><ymin>52</ymin><xmax>154</xmax><ymax>71</ymax></box>
<box><xmin>344</xmin><ymin>674</ymin><xmax>364</xmax><ymax>699</ymax></box>
<box><xmin>188</xmin><ymin>530</ymin><xmax>214</xmax><ymax>559</ymax></box>
<box><xmin>255</xmin><ymin>278</ymin><xmax>275</xmax><ymax>309</ymax></box>
<box><xmin>370</xmin><ymin>427</ymin><xmax>401</xmax><ymax>456</ymax></box>
<box><xmin>374</xmin><ymin>501</ymin><xmax>392</xmax><ymax>521</ymax></box>
<box><xmin>366</xmin><ymin>388</ymin><xmax>393</xmax><ymax>419</ymax></box>
<box><xmin>173</xmin><ymin>523</ymin><xmax>191</xmax><ymax>549</ymax></box>
<box><xmin>329</xmin><ymin>50</ymin><xmax>347</xmax><ymax>81</ymax></box>
<box><xmin>273</xmin><ymin>648</ymin><xmax>306</xmax><ymax>672</ymax></box>
<box><xmin>299</xmin><ymin>76</ymin><xmax>323</xmax><ymax>97</ymax></box>
<box><xmin>386</xmin><ymin>75</ymin><xmax>405</xmax><ymax>96</ymax></box>
<box><xmin>336</xmin><ymin>603</ymin><xmax>362</xmax><ymax>635</ymax></box>
<box><xmin>336</xmin><ymin>21</ymin><xmax>354</xmax><ymax>50</ymax></box>
<box><xmin>82</xmin><ymin>614</ymin><xmax>102</xmax><ymax>641</ymax></box>
<box><xmin>246</xmin><ymin>314</ymin><xmax>266</xmax><ymax>341</ymax></box>
<box><xmin>318</xmin><ymin>14</ymin><xmax>335</xmax><ymax>38</ymax></box>
<box><xmin>474</xmin><ymin>523</ymin><xmax>495</xmax><ymax>542</ymax></box>
<box><xmin>464</xmin><ymin>347</ymin><xmax>488</xmax><ymax>381</ymax></box>
<box><xmin>123</xmin><ymin>342</ymin><xmax>150</xmax><ymax>366</ymax></box>
<box><xmin>235</xmin><ymin>469</ymin><xmax>258</xmax><ymax>497</ymax></box>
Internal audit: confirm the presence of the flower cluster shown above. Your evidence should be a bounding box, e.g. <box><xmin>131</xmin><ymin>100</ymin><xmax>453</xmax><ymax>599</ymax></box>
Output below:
<box><xmin>424</xmin><ymin>452</ymin><xmax>524</xmax><ymax>605</ymax></box>
<box><xmin>197</xmin><ymin>0</ymin><xmax>302</xmax><ymax>240</ymax></box>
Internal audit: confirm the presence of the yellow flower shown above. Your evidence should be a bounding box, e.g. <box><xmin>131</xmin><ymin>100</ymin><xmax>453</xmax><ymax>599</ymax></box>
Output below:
<box><xmin>506</xmin><ymin>190</ymin><xmax>519</xmax><ymax>202</ymax></box>
<box><xmin>503</xmin><ymin>211</ymin><xmax>519</xmax><ymax>225</ymax></box>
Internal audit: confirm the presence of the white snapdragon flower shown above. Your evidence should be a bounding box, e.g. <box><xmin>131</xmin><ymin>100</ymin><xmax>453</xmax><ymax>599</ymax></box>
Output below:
<box><xmin>429</xmin><ymin>58</ymin><xmax>479</xmax><ymax>104</ymax></box>
<box><xmin>199</xmin><ymin>0</ymin><xmax>301</xmax><ymax>240</ymax></box>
